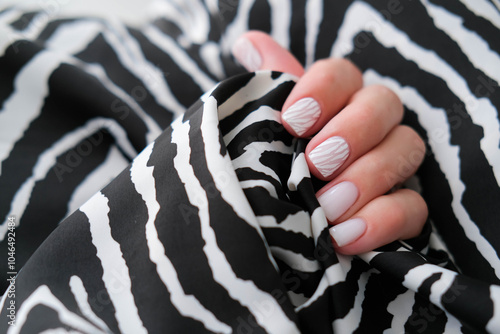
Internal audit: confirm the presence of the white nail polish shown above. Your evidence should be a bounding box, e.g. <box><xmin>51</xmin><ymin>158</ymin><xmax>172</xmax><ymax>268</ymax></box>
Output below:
<box><xmin>329</xmin><ymin>218</ymin><xmax>366</xmax><ymax>247</ymax></box>
<box><xmin>282</xmin><ymin>97</ymin><xmax>321</xmax><ymax>136</ymax></box>
<box><xmin>317</xmin><ymin>181</ymin><xmax>358</xmax><ymax>222</ymax></box>
<box><xmin>231</xmin><ymin>37</ymin><xmax>262</xmax><ymax>72</ymax></box>
<box><xmin>308</xmin><ymin>136</ymin><xmax>350</xmax><ymax>178</ymax></box>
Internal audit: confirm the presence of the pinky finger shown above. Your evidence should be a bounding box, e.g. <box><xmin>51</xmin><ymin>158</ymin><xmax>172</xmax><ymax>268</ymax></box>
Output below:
<box><xmin>329</xmin><ymin>189</ymin><xmax>428</xmax><ymax>255</ymax></box>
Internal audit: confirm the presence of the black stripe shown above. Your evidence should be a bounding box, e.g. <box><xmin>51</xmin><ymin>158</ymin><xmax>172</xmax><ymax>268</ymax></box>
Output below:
<box><xmin>355</xmin><ymin>272</ymin><xmax>408</xmax><ymax>333</ymax></box>
<box><xmin>249</xmin><ymin>0</ymin><xmax>271</xmax><ymax>33</ymax></box>
<box><xmin>10</xmin><ymin>11</ymin><xmax>38</xmax><ymax>31</ymax></box>
<box><xmin>75</xmin><ymin>33</ymin><xmax>174</xmax><ymax>129</ymax></box>
<box><xmin>0</xmin><ymin>40</ymin><xmax>42</xmax><ymax>110</ymax></box>
<box><xmin>289</xmin><ymin>0</ymin><xmax>307</xmax><ymax>66</ymax></box>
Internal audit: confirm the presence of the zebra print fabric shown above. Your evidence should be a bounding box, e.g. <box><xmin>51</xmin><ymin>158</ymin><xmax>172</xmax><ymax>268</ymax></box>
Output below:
<box><xmin>0</xmin><ymin>0</ymin><xmax>499</xmax><ymax>332</ymax></box>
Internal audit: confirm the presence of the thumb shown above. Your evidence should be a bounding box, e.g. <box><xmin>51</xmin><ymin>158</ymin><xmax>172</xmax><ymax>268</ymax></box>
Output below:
<box><xmin>231</xmin><ymin>31</ymin><xmax>304</xmax><ymax>77</ymax></box>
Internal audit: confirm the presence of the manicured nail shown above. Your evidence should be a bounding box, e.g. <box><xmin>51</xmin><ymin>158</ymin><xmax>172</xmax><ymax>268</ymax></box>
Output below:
<box><xmin>231</xmin><ymin>37</ymin><xmax>262</xmax><ymax>72</ymax></box>
<box><xmin>317</xmin><ymin>181</ymin><xmax>359</xmax><ymax>222</ymax></box>
<box><xmin>308</xmin><ymin>136</ymin><xmax>350</xmax><ymax>178</ymax></box>
<box><xmin>282</xmin><ymin>97</ymin><xmax>321</xmax><ymax>136</ymax></box>
<box><xmin>329</xmin><ymin>218</ymin><xmax>366</xmax><ymax>247</ymax></box>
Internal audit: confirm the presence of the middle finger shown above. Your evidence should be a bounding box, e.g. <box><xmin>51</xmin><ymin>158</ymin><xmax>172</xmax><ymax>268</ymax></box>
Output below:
<box><xmin>306</xmin><ymin>85</ymin><xmax>404</xmax><ymax>180</ymax></box>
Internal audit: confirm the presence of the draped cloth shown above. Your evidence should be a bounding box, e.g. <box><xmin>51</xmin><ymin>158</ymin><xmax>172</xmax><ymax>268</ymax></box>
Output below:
<box><xmin>0</xmin><ymin>1</ymin><xmax>499</xmax><ymax>332</ymax></box>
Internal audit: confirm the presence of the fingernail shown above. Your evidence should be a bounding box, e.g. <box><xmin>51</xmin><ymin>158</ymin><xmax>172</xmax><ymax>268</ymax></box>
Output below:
<box><xmin>308</xmin><ymin>136</ymin><xmax>350</xmax><ymax>178</ymax></box>
<box><xmin>231</xmin><ymin>37</ymin><xmax>262</xmax><ymax>72</ymax></box>
<box><xmin>317</xmin><ymin>181</ymin><xmax>358</xmax><ymax>222</ymax></box>
<box><xmin>282</xmin><ymin>97</ymin><xmax>321</xmax><ymax>136</ymax></box>
<box><xmin>329</xmin><ymin>218</ymin><xmax>366</xmax><ymax>247</ymax></box>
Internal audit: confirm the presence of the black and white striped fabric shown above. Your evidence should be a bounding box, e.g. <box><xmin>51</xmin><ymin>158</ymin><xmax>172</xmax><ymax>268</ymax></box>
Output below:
<box><xmin>0</xmin><ymin>0</ymin><xmax>499</xmax><ymax>333</ymax></box>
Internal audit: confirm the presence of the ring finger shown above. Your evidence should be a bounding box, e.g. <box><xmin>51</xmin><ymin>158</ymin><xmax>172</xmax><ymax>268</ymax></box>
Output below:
<box><xmin>316</xmin><ymin>125</ymin><xmax>426</xmax><ymax>224</ymax></box>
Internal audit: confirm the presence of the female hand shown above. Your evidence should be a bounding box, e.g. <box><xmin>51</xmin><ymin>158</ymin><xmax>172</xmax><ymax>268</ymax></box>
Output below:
<box><xmin>232</xmin><ymin>31</ymin><xmax>428</xmax><ymax>255</ymax></box>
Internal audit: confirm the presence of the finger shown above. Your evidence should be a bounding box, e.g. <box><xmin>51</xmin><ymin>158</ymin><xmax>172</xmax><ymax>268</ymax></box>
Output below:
<box><xmin>281</xmin><ymin>58</ymin><xmax>363</xmax><ymax>137</ymax></box>
<box><xmin>231</xmin><ymin>31</ymin><xmax>304</xmax><ymax>77</ymax></box>
<box><xmin>306</xmin><ymin>85</ymin><xmax>404</xmax><ymax>180</ymax></box>
<box><xmin>329</xmin><ymin>189</ymin><xmax>428</xmax><ymax>254</ymax></box>
<box><xmin>316</xmin><ymin>125</ymin><xmax>426</xmax><ymax>223</ymax></box>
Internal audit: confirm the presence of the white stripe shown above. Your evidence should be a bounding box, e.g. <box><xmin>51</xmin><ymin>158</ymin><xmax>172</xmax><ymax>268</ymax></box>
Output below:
<box><xmin>200</xmin><ymin>42</ymin><xmax>226</xmax><ymax>79</ymax></box>
<box><xmin>287</xmin><ymin>291</ymin><xmax>309</xmax><ymax>308</ymax></box>
<box><xmin>443</xmin><ymin>313</ymin><xmax>463</xmax><ymax>334</ymax></box>
<box><xmin>310</xmin><ymin>208</ymin><xmax>329</xmax><ymax>246</ymax></box>
<box><xmin>1</xmin><ymin>118</ymin><xmax>136</xmax><ymax>240</ymax></box>
<box><xmin>305</xmin><ymin>0</ymin><xmax>323</xmax><ymax>68</ymax></box>
<box><xmin>257</xmin><ymin>210</ymin><xmax>313</xmax><ymax>237</ymax></box>
<box><xmin>268</xmin><ymin>0</ymin><xmax>291</xmax><ymax>49</ymax></box>
<box><xmin>332</xmin><ymin>269</ymin><xmax>375</xmax><ymax>334</ymax></box>
<box><xmin>220</xmin><ymin>0</ymin><xmax>256</xmax><ymax>54</ymax></box>
<box><xmin>239</xmin><ymin>179</ymin><xmax>278</xmax><ymax>198</ymax></box>
<box><xmin>384</xmin><ymin>289</ymin><xmax>415</xmax><ymax>334</ymax></box>
<box><xmin>131</xmin><ymin>140</ymin><xmax>231</xmax><ymax>333</ymax></box>
<box><xmin>487</xmin><ymin>285</ymin><xmax>500</xmax><ymax>333</ymax></box>
<box><xmin>231</xmin><ymin>141</ymin><xmax>294</xmax><ymax>182</ymax></box>
<box><xmin>402</xmin><ymin>264</ymin><xmax>457</xmax><ymax>309</ymax></box>
<box><xmin>216</xmin><ymin>71</ymin><xmax>297</xmax><ymax>120</ymax></box>
<box><xmin>332</xmin><ymin>2</ymin><xmax>500</xmax><ymax>186</ymax></box>
<box><xmin>143</xmin><ymin>25</ymin><xmax>216</xmax><ymax>92</ymax></box>
<box><xmin>69</xmin><ymin>275</ymin><xmax>111</xmax><ymax>332</ymax></box>
<box><xmin>423</xmin><ymin>0</ymin><xmax>500</xmax><ymax>84</ymax></box>
<box><xmin>199</xmin><ymin>96</ymin><xmax>300</xmax><ymax>332</ymax></box>
<box><xmin>8</xmin><ymin>285</ymin><xmax>106</xmax><ymax>334</ymax></box>
<box><xmin>0</xmin><ymin>51</ymin><xmax>60</xmax><ymax>166</ymax></box>
<box><xmin>459</xmin><ymin>0</ymin><xmax>500</xmax><ymax>29</ymax></box>
<box><xmin>363</xmin><ymin>69</ymin><xmax>500</xmax><ymax>279</ymax></box>
<box><xmin>39</xmin><ymin>329</ymin><xmax>81</xmax><ymax>334</ymax></box>
<box><xmin>0</xmin><ymin>8</ymin><xmax>22</xmax><ymax>26</ymax></box>
<box><xmin>101</xmin><ymin>21</ymin><xmax>186</xmax><ymax>118</ymax></box>
<box><xmin>203</xmin><ymin>0</ymin><xmax>219</xmax><ymax>14</ymax></box>
<box><xmin>46</xmin><ymin>20</ymin><xmax>102</xmax><ymax>54</ymax></box>
<box><xmin>296</xmin><ymin>254</ymin><xmax>351</xmax><ymax>311</ymax></box>
<box><xmin>287</xmin><ymin>152</ymin><xmax>310</xmax><ymax>191</ymax></box>
<box><xmin>270</xmin><ymin>246</ymin><xmax>321</xmax><ymax>272</ymax></box>
<box><xmin>222</xmin><ymin>105</ymin><xmax>281</xmax><ymax>145</ymax></box>
<box><xmin>147</xmin><ymin>0</ymin><xmax>211</xmax><ymax>44</ymax></box>
<box><xmin>80</xmin><ymin>192</ymin><xmax>147</xmax><ymax>334</ymax></box>
<box><xmin>65</xmin><ymin>145</ymin><xmax>129</xmax><ymax>219</ymax></box>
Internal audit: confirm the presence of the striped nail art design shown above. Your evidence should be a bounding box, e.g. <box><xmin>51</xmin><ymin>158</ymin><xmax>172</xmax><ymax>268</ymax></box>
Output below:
<box><xmin>282</xmin><ymin>97</ymin><xmax>321</xmax><ymax>136</ymax></box>
<box><xmin>308</xmin><ymin>136</ymin><xmax>349</xmax><ymax>178</ymax></box>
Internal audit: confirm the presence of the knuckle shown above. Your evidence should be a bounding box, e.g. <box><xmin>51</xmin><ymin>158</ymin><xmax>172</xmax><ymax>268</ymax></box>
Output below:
<box><xmin>371</xmin><ymin>85</ymin><xmax>399</xmax><ymax>102</ymax></box>
<box><xmin>310</xmin><ymin>58</ymin><xmax>363</xmax><ymax>85</ymax></box>
<box><xmin>400</xmin><ymin>126</ymin><xmax>426</xmax><ymax>165</ymax></box>
<box><xmin>371</xmin><ymin>85</ymin><xmax>403</xmax><ymax>117</ymax></box>
<box><xmin>387</xmin><ymin>199</ymin><xmax>407</xmax><ymax>228</ymax></box>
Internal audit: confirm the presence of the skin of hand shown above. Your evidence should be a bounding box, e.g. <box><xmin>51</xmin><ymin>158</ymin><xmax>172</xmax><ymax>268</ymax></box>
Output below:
<box><xmin>232</xmin><ymin>31</ymin><xmax>428</xmax><ymax>255</ymax></box>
